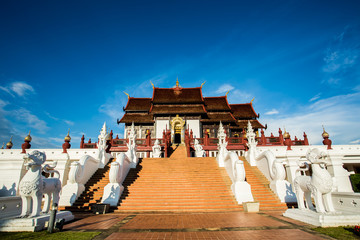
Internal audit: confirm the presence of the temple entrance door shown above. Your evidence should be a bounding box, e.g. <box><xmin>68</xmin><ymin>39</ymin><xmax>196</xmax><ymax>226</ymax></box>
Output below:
<box><xmin>171</xmin><ymin>115</ymin><xmax>185</xmax><ymax>144</ymax></box>
<box><xmin>174</xmin><ymin>125</ymin><xmax>182</xmax><ymax>144</ymax></box>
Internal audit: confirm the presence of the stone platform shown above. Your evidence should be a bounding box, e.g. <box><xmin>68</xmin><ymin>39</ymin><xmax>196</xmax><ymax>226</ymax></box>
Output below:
<box><xmin>0</xmin><ymin>211</ymin><xmax>74</xmax><ymax>232</ymax></box>
<box><xmin>283</xmin><ymin>208</ymin><xmax>360</xmax><ymax>227</ymax></box>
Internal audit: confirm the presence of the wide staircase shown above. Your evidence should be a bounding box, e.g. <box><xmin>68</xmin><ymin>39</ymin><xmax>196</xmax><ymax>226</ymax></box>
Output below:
<box><xmin>115</xmin><ymin>145</ymin><xmax>242</xmax><ymax>212</ymax></box>
<box><xmin>65</xmin><ymin>146</ymin><xmax>287</xmax><ymax>212</ymax></box>
<box><xmin>242</xmin><ymin>158</ymin><xmax>287</xmax><ymax>211</ymax></box>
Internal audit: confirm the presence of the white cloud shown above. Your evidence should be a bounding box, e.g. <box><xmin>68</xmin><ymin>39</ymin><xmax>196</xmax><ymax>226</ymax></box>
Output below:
<box><xmin>49</xmin><ymin>137</ymin><xmax>64</xmax><ymax>144</ymax></box>
<box><xmin>0</xmin><ymin>86</ymin><xmax>15</xmax><ymax>97</ymax></box>
<box><xmin>45</xmin><ymin>111</ymin><xmax>74</xmax><ymax>126</ymax></box>
<box><xmin>350</xmin><ymin>139</ymin><xmax>360</xmax><ymax>144</ymax></box>
<box><xmin>216</xmin><ymin>84</ymin><xmax>234</xmax><ymax>94</ymax></box>
<box><xmin>10</xmin><ymin>82</ymin><xmax>35</xmax><ymax>96</ymax></box>
<box><xmin>262</xmin><ymin>92</ymin><xmax>360</xmax><ymax>145</ymax></box>
<box><xmin>9</xmin><ymin>108</ymin><xmax>49</xmax><ymax>134</ymax></box>
<box><xmin>0</xmin><ymin>82</ymin><xmax>35</xmax><ymax>97</ymax></box>
<box><xmin>64</xmin><ymin>120</ymin><xmax>74</xmax><ymax>126</ymax></box>
<box><xmin>265</xmin><ymin>109</ymin><xmax>279</xmax><ymax>115</ymax></box>
<box><xmin>0</xmin><ymin>99</ymin><xmax>9</xmax><ymax>108</ymax></box>
<box><xmin>309</xmin><ymin>93</ymin><xmax>321</xmax><ymax>102</ymax></box>
<box><xmin>45</xmin><ymin>112</ymin><xmax>59</xmax><ymax>121</ymax></box>
<box><xmin>321</xmin><ymin>26</ymin><xmax>360</xmax><ymax>85</ymax></box>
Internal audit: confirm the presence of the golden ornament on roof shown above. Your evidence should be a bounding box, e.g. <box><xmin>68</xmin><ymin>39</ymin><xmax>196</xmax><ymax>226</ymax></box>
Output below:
<box><xmin>64</xmin><ymin>129</ymin><xmax>71</xmax><ymax>142</ymax></box>
<box><xmin>322</xmin><ymin>125</ymin><xmax>329</xmax><ymax>138</ymax></box>
<box><xmin>6</xmin><ymin>136</ymin><xmax>13</xmax><ymax>148</ymax></box>
<box><xmin>283</xmin><ymin>128</ymin><xmax>290</xmax><ymax>139</ymax></box>
<box><xmin>24</xmin><ymin>131</ymin><xmax>32</xmax><ymax>142</ymax></box>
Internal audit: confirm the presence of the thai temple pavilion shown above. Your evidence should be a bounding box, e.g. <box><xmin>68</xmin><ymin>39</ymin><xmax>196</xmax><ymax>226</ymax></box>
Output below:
<box><xmin>118</xmin><ymin>79</ymin><xmax>265</xmax><ymax>144</ymax></box>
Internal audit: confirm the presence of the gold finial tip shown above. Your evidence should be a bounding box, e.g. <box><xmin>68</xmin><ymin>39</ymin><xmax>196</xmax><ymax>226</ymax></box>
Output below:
<box><xmin>201</xmin><ymin>81</ymin><xmax>206</xmax><ymax>88</ymax></box>
<box><xmin>123</xmin><ymin>91</ymin><xmax>130</xmax><ymax>99</ymax></box>
<box><xmin>322</xmin><ymin>125</ymin><xmax>329</xmax><ymax>138</ymax></box>
<box><xmin>150</xmin><ymin>81</ymin><xmax>155</xmax><ymax>89</ymax></box>
<box><xmin>225</xmin><ymin>90</ymin><xmax>230</xmax><ymax>96</ymax></box>
<box><xmin>65</xmin><ymin>129</ymin><xmax>71</xmax><ymax>141</ymax></box>
<box><xmin>250</xmin><ymin>97</ymin><xmax>255</xmax><ymax>103</ymax></box>
<box><xmin>176</xmin><ymin>77</ymin><xmax>179</xmax><ymax>87</ymax></box>
<box><xmin>25</xmin><ymin>131</ymin><xmax>32</xmax><ymax>142</ymax></box>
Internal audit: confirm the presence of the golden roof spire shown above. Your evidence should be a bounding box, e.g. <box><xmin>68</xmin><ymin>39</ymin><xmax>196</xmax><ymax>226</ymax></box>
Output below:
<box><xmin>176</xmin><ymin>77</ymin><xmax>179</xmax><ymax>87</ymax></box>
<box><xmin>226</xmin><ymin>90</ymin><xmax>230</xmax><ymax>96</ymax></box>
<box><xmin>25</xmin><ymin>130</ymin><xmax>32</xmax><ymax>142</ymax></box>
<box><xmin>201</xmin><ymin>81</ymin><xmax>206</xmax><ymax>88</ymax></box>
<box><xmin>123</xmin><ymin>91</ymin><xmax>130</xmax><ymax>99</ymax></box>
<box><xmin>65</xmin><ymin>128</ymin><xmax>71</xmax><ymax>141</ymax></box>
<box><xmin>283</xmin><ymin>127</ymin><xmax>290</xmax><ymax>138</ymax></box>
<box><xmin>250</xmin><ymin>97</ymin><xmax>255</xmax><ymax>104</ymax></box>
<box><xmin>6</xmin><ymin>136</ymin><xmax>13</xmax><ymax>148</ymax></box>
<box><xmin>150</xmin><ymin>81</ymin><xmax>155</xmax><ymax>89</ymax></box>
<box><xmin>322</xmin><ymin>125</ymin><xmax>329</xmax><ymax>138</ymax></box>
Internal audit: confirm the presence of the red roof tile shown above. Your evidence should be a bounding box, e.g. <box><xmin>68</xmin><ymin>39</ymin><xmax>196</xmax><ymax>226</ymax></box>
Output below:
<box><xmin>151</xmin><ymin>105</ymin><xmax>206</xmax><ymax>114</ymax></box>
<box><xmin>230</xmin><ymin>104</ymin><xmax>258</xmax><ymax>118</ymax></box>
<box><xmin>204</xmin><ymin>97</ymin><xmax>231</xmax><ymax>111</ymax></box>
<box><xmin>152</xmin><ymin>87</ymin><xmax>204</xmax><ymax>104</ymax></box>
<box><xmin>124</xmin><ymin>98</ymin><xmax>152</xmax><ymax>111</ymax></box>
<box><xmin>119</xmin><ymin>113</ymin><xmax>154</xmax><ymax>123</ymax></box>
<box><xmin>201</xmin><ymin>112</ymin><xmax>236</xmax><ymax>122</ymax></box>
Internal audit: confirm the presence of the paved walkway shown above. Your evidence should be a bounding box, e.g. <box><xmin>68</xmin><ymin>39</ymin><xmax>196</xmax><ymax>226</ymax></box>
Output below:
<box><xmin>63</xmin><ymin>211</ymin><xmax>332</xmax><ymax>239</ymax></box>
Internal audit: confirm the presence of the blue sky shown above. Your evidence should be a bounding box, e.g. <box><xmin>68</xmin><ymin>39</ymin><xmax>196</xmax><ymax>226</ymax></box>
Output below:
<box><xmin>0</xmin><ymin>0</ymin><xmax>359</xmax><ymax>148</ymax></box>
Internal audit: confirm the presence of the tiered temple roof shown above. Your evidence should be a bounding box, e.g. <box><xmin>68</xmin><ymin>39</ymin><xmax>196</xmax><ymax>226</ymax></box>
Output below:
<box><xmin>119</xmin><ymin>82</ymin><xmax>264</xmax><ymax>129</ymax></box>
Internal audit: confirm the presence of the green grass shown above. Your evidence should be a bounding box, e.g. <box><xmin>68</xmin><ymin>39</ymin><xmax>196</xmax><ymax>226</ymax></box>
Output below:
<box><xmin>313</xmin><ymin>226</ymin><xmax>360</xmax><ymax>240</ymax></box>
<box><xmin>0</xmin><ymin>231</ymin><xmax>101</xmax><ymax>240</ymax></box>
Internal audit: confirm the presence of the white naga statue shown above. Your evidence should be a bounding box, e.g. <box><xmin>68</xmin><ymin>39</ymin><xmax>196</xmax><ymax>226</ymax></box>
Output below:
<box><xmin>293</xmin><ymin>148</ymin><xmax>335</xmax><ymax>213</ymax></box>
<box><xmin>194</xmin><ymin>139</ymin><xmax>205</xmax><ymax>157</ymax></box>
<box><xmin>98</xmin><ymin>122</ymin><xmax>111</xmax><ymax>168</ymax></box>
<box><xmin>246</xmin><ymin>120</ymin><xmax>258</xmax><ymax>166</ymax></box>
<box><xmin>126</xmin><ymin>122</ymin><xmax>138</xmax><ymax>167</ymax></box>
<box><xmin>152</xmin><ymin>139</ymin><xmax>162</xmax><ymax>158</ymax></box>
<box><xmin>19</xmin><ymin>150</ymin><xmax>61</xmax><ymax>217</ymax></box>
<box><xmin>216</xmin><ymin>121</ymin><xmax>228</xmax><ymax>167</ymax></box>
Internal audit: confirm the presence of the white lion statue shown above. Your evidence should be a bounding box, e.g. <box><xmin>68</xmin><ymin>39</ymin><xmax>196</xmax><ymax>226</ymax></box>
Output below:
<box><xmin>293</xmin><ymin>148</ymin><xmax>335</xmax><ymax>213</ymax></box>
<box><xmin>19</xmin><ymin>150</ymin><xmax>61</xmax><ymax>218</ymax></box>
